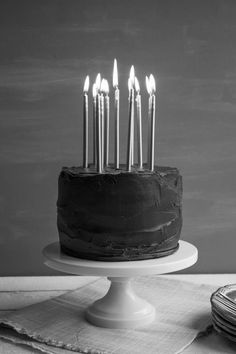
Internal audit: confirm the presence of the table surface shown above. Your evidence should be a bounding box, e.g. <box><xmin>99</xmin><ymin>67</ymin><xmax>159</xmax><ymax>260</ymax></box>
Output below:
<box><xmin>1</xmin><ymin>274</ymin><xmax>236</xmax><ymax>354</ymax></box>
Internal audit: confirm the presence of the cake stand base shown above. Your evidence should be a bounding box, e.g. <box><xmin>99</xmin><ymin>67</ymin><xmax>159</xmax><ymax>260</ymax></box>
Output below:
<box><xmin>43</xmin><ymin>241</ymin><xmax>198</xmax><ymax>329</ymax></box>
<box><xmin>86</xmin><ymin>277</ymin><xmax>156</xmax><ymax>328</ymax></box>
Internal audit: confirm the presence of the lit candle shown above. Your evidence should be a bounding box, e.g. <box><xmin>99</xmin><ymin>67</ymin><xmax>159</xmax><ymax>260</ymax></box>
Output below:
<box><xmin>134</xmin><ymin>77</ymin><xmax>143</xmax><ymax>169</ymax></box>
<box><xmin>92</xmin><ymin>83</ymin><xmax>97</xmax><ymax>166</ymax></box>
<box><xmin>146</xmin><ymin>75</ymin><xmax>152</xmax><ymax>168</ymax></box>
<box><xmin>113</xmin><ymin>59</ymin><xmax>120</xmax><ymax>169</ymax></box>
<box><xmin>126</xmin><ymin>66</ymin><xmax>135</xmax><ymax>171</ymax></box>
<box><xmin>103</xmin><ymin>79</ymin><xmax>110</xmax><ymax>167</ymax></box>
<box><xmin>100</xmin><ymin>78</ymin><xmax>105</xmax><ymax>168</ymax></box>
<box><xmin>83</xmin><ymin>75</ymin><xmax>89</xmax><ymax>169</ymax></box>
<box><xmin>148</xmin><ymin>74</ymin><xmax>156</xmax><ymax>171</ymax></box>
<box><xmin>95</xmin><ymin>74</ymin><xmax>102</xmax><ymax>173</ymax></box>
<box><xmin>129</xmin><ymin>78</ymin><xmax>134</xmax><ymax>166</ymax></box>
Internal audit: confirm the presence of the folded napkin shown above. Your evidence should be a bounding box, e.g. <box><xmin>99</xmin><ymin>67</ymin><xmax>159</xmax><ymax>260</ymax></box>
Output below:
<box><xmin>0</xmin><ymin>276</ymin><xmax>215</xmax><ymax>354</ymax></box>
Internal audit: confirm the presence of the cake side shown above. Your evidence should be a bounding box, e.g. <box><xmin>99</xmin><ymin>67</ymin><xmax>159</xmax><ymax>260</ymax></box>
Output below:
<box><xmin>57</xmin><ymin>165</ymin><xmax>183</xmax><ymax>261</ymax></box>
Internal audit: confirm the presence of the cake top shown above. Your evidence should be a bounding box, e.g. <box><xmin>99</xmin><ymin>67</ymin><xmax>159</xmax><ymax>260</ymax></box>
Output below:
<box><xmin>61</xmin><ymin>164</ymin><xmax>180</xmax><ymax>178</ymax></box>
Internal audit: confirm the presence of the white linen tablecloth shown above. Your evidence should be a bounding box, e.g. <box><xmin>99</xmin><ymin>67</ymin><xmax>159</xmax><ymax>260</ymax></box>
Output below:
<box><xmin>0</xmin><ymin>276</ymin><xmax>218</xmax><ymax>354</ymax></box>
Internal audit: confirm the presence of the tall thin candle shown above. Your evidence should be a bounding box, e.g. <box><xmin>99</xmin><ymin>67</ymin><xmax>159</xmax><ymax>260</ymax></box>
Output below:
<box><xmin>83</xmin><ymin>75</ymin><xmax>89</xmax><ymax>168</ymax></box>
<box><xmin>126</xmin><ymin>66</ymin><xmax>135</xmax><ymax>171</ymax></box>
<box><xmin>103</xmin><ymin>79</ymin><xmax>110</xmax><ymax>167</ymax></box>
<box><xmin>135</xmin><ymin>77</ymin><xmax>143</xmax><ymax>169</ymax></box>
<box><xmin>113</xmin><ymin>59</ymin><xmax>119</xmax><ymax>169</ymax></box>
<box><xmin>146</xmin><ymin>76</ymin><xmax>152</xmax><ymax>168</ymax></box>
<box><xmin>129</xmin><ymin>78</ymin><xmax>134</xmax><ymax>166</ymax></box>
<box><xmin>100</xmin><ymin>79</ymin><xmax>105</xmax><ymax>168</ymax></box>
<box><xmin>149</xmin><ymin>74</ymin><xmax>156</xmax><ymax>171</ymax></box>
<box><xmin>92</xmin><ymin>83</ymin><xmax>97</xmax><ymax>166</ymax></box>
<box><xmin>95</xmin><ymin>74</ymin><xmax>102</xmax><ymax>173</ymax></box>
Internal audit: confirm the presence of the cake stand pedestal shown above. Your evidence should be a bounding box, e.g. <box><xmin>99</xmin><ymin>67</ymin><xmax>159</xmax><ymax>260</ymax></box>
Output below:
<box><xmin>43</xmin><ymin>240</ymin><xmax>197</xmax><ymax>329</ymax></box>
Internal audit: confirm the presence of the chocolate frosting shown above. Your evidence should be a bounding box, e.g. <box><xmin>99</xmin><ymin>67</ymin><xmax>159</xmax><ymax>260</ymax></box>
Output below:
<box><xmin>57</xmin><ymin>165</ymin><xmax>183</xmax><ymax>261</ymax></box>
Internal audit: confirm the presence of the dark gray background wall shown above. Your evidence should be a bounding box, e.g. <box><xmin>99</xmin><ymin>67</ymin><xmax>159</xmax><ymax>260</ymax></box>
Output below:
<box><xmin>0</xmin><ymin>0</ymin><xmax>236</xmax><ymax>275</ymax></box>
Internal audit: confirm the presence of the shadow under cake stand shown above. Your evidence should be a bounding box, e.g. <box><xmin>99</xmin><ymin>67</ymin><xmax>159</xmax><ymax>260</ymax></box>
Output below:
<box><xmin>43</xmin><ymin>240</ymin><xmax>198</xmax><ymax>329</ymax></box>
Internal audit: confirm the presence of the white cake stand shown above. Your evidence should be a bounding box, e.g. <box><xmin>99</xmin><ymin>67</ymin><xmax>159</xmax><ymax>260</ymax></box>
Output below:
<box><xmin>43</xmin><ymin>240</ymin><xmax>197</xmax><ymax>329</ymax></box>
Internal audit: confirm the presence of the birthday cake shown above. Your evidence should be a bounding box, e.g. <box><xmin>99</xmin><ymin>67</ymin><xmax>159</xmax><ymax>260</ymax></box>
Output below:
<box><xmin>57</xmin><ymin>60</ymin><xmax>183</xmax><ymax>261</ymax></box>
<box><xmin>57</xmin><ymin>165</ymin><xmax>182</xmax><ymax>261</ymax></box>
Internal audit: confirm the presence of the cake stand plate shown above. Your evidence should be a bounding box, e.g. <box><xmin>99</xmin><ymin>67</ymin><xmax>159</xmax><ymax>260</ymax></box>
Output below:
<box><xmin>43</xmin><ymin>241</ymin><xmax>197</xmax><ymax>329</ymax></box>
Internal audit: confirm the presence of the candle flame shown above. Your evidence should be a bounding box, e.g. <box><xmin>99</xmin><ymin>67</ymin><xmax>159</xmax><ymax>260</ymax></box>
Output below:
<box><xmin>95</xmin><ymin>73</ymin><xmax>101</xmax><ymax>91</ymax></box>
<box><xmin>134</xmin><ymin>77</ymin><xmax>140</xmax><ymax>93</ymax></box>
<box><xmin>128</xmin><ymin>77</ymin><xmax>132</xmax><ymax>91</ymax></box>
<box><xmin>145</xmin><ymin>76</ymin><xmax>151</xmax><ymax>95</ymax></box>
<box><xmin>92</xmin><ymin>83</ymin><xmax>97</xmax><ymax>98</ymax></box>
<box><xmin>101</xmin><ymin>78</ymin><xmax>106</xmax><ymax>93</ymax></box>
<box><xmin>149</xmin><ymin>74</ymin><xmax>156</xmax><ymax>94</ymax></box>
<box><xmin>103</xmin><ymin>79</ymin><xmax>109</xmax><ymax>95</ymax></box>
<box><xmin>129</xmin><ymin>66</ymin><xmax>135</xmax><ymax>88</ymax></box>
<box><xmin>83</xmin><ymin>75</ymin><xmax>89</xmax><ymax>93</ymax></box>
<box><xmin>113</xmin><ymin>59</ymin><xmax>118</xmax><ymax>88</ymax></box>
